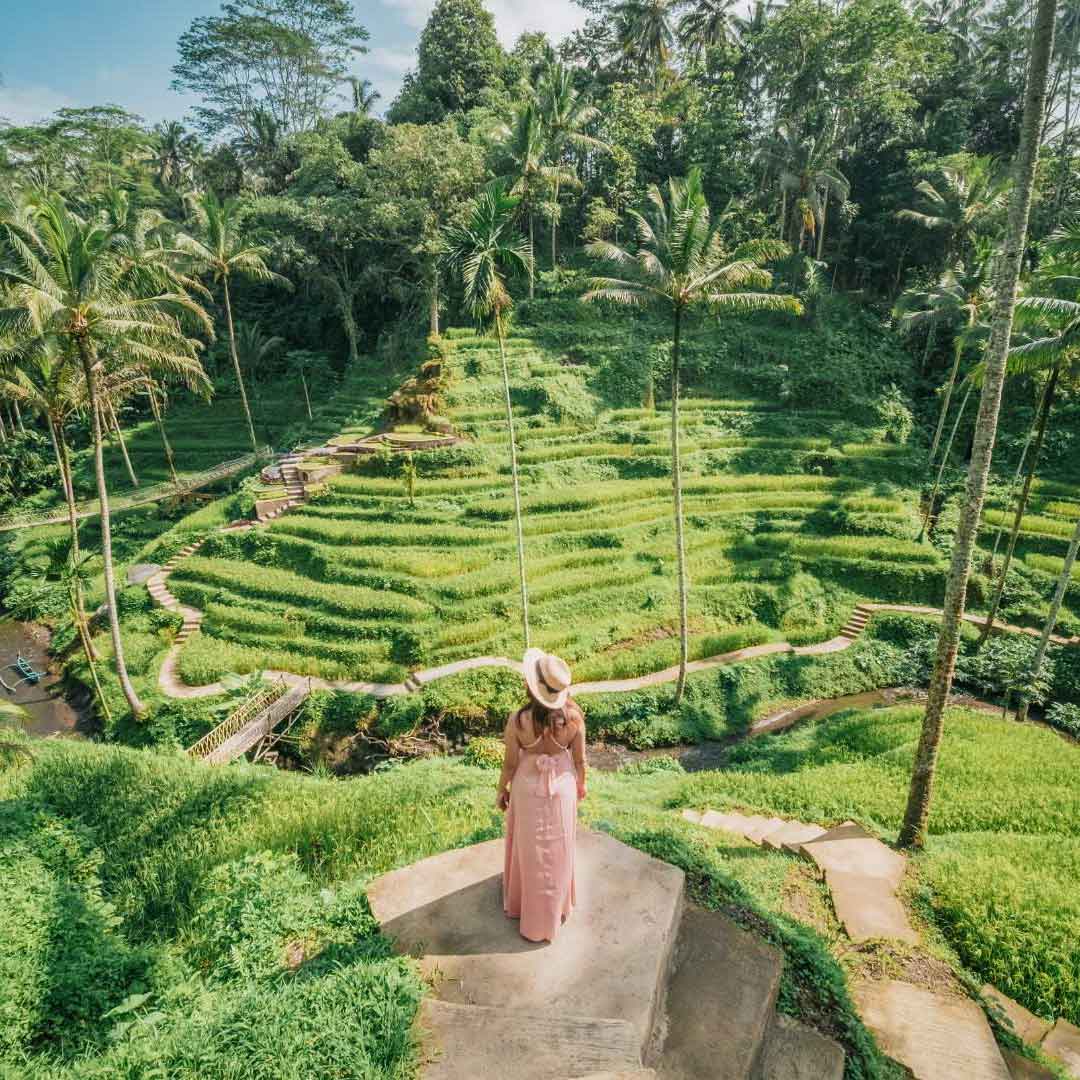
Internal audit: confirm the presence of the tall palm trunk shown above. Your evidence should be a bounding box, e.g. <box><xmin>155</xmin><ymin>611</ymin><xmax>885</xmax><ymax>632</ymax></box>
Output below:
<box><xmin>528</xmin><ymin>214</ymin><xmax>536</xmax><ymax>300</ymax></box>
<box><xmin>429</xmin><ymin>264</ymin><xmax>440</xmax><ymax>337</ymax></box>
<box><xmin>299</xmin><ymin>372</ymin><xmax>313</xmax><ymax>420</ymax></box>
<box><xmin>148</xmin><ymin>387</ymin><xmax>179</xmax><ymax>486</ymax></box>
<box><xmin>551</xmin><ymin>178</ymin><xmax>561</xmax><ymax>270</ymax></box>
<box><xmin>899</xmin><ymin>0</ymin><xmax>1055</xmax><ymax>849</ymax></box>
<box><xmin>222</xmin><ymin>276</ymin><xmax>259</xmax><ymax>452</ymax></box>
<box><xmin>990</xmin><ymin>384</ymin><xmax>1043</xmax><ymax>562</ymax></box>
<box><xmin>918</xmin><ymin>381</ymin><xmax>974</xmax><ymax>541</ymax></box>
<box><xmin>977</xmin><ymin>362</ymin><xmax>1059</xmax><ymax>647</ymax></box>
<box><xmin>496</xmin><ymin>309</ymin><xmax>530</xmax><ymax>648</ymax></box>
<box><xmin>672</xmin><ymin>305</ymin><xmax>690</xmax><ymax>705</ymax></box>
<box><xmin>816</xmin><ymin>189</ymin><xmax>828</xmax><ymax>260</ymax></box>
<box><xmin>12</xmin><ymin>400</ymin><xmax>24</xmax><ymax>431</ymax></box>
<box><xmin>106</xmin><ymin>401</ymin><xmax>139</xmax><ymax>487</ymax></box>
<box><xmin>0</xmin><ymin>411</ymin><xmax>7</xmax><ymax>444</ymax></box>
<box><xmin>928</xmin><ymin>334</ymin><xmax>964</xmax><ymax>464</ymax></box>
<box><xmin>779</xmin><ymin>188</ymin><xmax>787</xmax><ymax>240</ymax></box>
<box><xmin>77</xmin><ymin>340</ymin><xmax>146</xmax><ymax>719</ymax></box>
<box><xmin>1016</xmin><ymin>514</ymin><xmax>1080</xmax><ymax>722</ymax></box>
<box><xmin>921</xmin><ymin>318</ymin><xmax>939</xmax><ymax>376</ymax></box>
<box><xmin>47</xmin><ymin>416</ymin><xmax>98</xmax><ymax>663</ymax></box>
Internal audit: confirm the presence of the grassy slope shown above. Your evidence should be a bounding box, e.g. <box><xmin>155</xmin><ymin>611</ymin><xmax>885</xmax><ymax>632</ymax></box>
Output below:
<box><xmin>4</xmin><ymin>703</ymin><xmax>1075</xmax><ymax>1077</ymax></box>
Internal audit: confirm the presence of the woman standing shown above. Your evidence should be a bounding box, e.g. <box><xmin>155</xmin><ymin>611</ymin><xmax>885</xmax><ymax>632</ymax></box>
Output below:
<box><xmin>496</xmin><ymin>649</ymin><xmax>587</xmax><ymax>943</ymax></box>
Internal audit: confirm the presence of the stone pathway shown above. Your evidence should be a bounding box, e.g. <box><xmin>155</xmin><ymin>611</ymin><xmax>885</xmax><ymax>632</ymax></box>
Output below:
<box><xmin>682</xmin><ymin>809</ymin><xmax>1078</xmax><ymax>1080</ymax></box>
<box><xmin>366</xmin><ymin>830</ymin><xmax>844</xmax><ymax>1079</ymax></box>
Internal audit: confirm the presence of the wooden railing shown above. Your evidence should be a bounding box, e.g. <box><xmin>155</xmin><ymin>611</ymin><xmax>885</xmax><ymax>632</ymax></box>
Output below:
<box><xmin>186</xmin><ymin>680</ymin><xmax>291</xmax><ymax>762</ymax></box>
<box><xmin>0</xmin><ymin>449</ymin><xmax>271</xmax><ymax>533</ymax></box>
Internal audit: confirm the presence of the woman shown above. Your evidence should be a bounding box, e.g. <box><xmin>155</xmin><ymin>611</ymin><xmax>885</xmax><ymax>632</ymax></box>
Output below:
<box><xmin>496</xmin><ymin>648</ymin><xmax>587</xmax><ymax>943</ymax></box>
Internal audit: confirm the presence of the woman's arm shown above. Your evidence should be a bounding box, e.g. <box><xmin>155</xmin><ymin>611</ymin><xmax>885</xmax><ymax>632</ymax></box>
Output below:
<box><xmin>571</xmin><ymin>711</ymin><xmax>587</xmax><ymax>800</ymax></box>
<box><xmin>495</xmin><ymin>712</ymin><xmax>520</xmax><ymax>811</ymax></box>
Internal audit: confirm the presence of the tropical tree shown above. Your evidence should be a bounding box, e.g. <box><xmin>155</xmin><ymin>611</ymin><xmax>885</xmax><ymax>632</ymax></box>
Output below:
<box><xmin>975</xmin><ymin>279</ymin><xmax>1080</xmax><ymax>646</ymax></box>
<box><xmin>1015</xmin><ymin>514</ymin><xmax>1080</xmax><ymax>723</ymax></box>
<box><xmin>443</xmin><ymin>183</ymin><xmax>534</xmax><ymax>647</ymax></box>
<box><xmin>536</xmin><ymin>64</ymin><xmax>610</xmax><ymax>270</ymax></box>
<box><xmin>234</xmin><ymin>320</ymin><xmax>285</xmax><ymax>418</ymax></box>
<box><xmin>584</xmin><ymin>167</ymin><xmax>801</xmax><ymax>704</ymax></box>
<box><xmin>614</xmin><ymin>0</ymin><xmax>676</xmax><ymax>85</ymax></box>
<box><xmin>756</xmin><ymin>121</ymin><xmax>850</xmax><ymax>259</ymax></box>
<box><xmin>346</xmin><ymin>76</ymin><xmax>381</xmax><ymax>115</ymax></box>
<box><xmin>0</xmin><ymin>194</ymin><xmax>211</xmax><ymax>718</ymax></box>
<box><xmin>899</xmin><ymin>0</ymin><xmax>1057</xmax><ymax>849</ymax></box>
<box><xmin>678</xmin><ymin>0</ymin><xmax>736</xmax><ymax>57</ymax></box>
<box><xmin>153</xmin><ymin>121</ymin><xmax>200</xmax><ymax>190</ymax></box>
<box><xmin>897</xmin><ymin>154</ymin><xmax>1011</xmax><ymax>266</ymax></box>
<box><xmin>178</xmin><ymin>193</ymin><xmax>290</xmax><ymax>452</ymax></box>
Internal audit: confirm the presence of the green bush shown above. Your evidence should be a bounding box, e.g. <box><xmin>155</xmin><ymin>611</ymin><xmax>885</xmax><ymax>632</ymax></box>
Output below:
<box><xmin>462</xmin><ymin>736</ymin><xmax>505</xmax><ymax>769</ymax></box>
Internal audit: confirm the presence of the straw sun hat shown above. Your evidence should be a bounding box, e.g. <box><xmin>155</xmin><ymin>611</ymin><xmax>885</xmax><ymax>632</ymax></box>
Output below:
<box><xmin>522</xmin><ymin>649</ymin><xmax>572</xmax><ymax>710</ymax></box>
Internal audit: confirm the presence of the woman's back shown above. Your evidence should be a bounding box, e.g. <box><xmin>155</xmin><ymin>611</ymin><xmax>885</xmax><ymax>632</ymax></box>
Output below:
<box><xmin>514</xmin><ymin>703</ymin><xmax>583</xmax><ymax>754</ymax></box>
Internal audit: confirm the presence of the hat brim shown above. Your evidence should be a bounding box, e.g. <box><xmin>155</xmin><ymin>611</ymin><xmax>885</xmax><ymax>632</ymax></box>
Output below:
<box><xmin>522</xmin><ymin>647</ymin><xmax>570</xmax><ymax>710</ymax></box>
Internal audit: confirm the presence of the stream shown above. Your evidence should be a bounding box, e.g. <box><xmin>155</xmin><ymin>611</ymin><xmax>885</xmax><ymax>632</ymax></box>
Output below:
<box><xmin>0</xmin><ymin>620</ymin><xmax>89</xmax><ymax>739</ymax></box>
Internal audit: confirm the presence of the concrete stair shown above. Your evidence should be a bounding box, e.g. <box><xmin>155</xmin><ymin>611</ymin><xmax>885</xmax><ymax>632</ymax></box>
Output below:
<box><xmin>367</xmin><ymin>832</ymin><xmax>845</xmax><ymax>1080</ymax></box>
<box><xmin>839</xmin><ymin>604</ymin><xmax>872</xmax><ymax>641</ymax></box>
<box><xmin>144</xmin><ymin>539</ymin><xmax>207</xmax><ymax>644</ymax></box>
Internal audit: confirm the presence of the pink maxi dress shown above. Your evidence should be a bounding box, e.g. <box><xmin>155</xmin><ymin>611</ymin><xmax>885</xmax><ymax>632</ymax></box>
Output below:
<box><xmin>503</xmin><ymin>714</ymin><xmax>579</xmax><ymax>943</ymax></box>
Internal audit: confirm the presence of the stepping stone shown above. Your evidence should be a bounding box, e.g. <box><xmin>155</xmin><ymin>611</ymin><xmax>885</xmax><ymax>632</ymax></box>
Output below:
<box><xmin>981</xmin><ymin>985</ymin><xmax>1052</xmax><ymax>1045</ymax></box>
<box><xmin>756</xmin><ymin>1012</ymin><xmax>845</xmax><ymax>1080</ymax></box>
<box><xmin>700</xmin><ymin>810</ymin><xmax>758</xmax><ymax>836</ymax></box>
<box><xmin>799</xmin><ymin>821</ymin><xmax>907</xmax><ymax>888</ymax></box>
<box><xmin>743</xmin><ymin>816</ymin><xmax>787</xmax><ymax>844</ymax></box>
<box><xmin>1002</xmin><ymin>1050</ymin><xmax>1057</xmax><ymax>1080</ymax></box>
<box><xmin>417</xmin><ymin>1000</ymin><xmax>642</xmax><ymax>1080</ymax></box>
<box><xmin>825</xmin><ymin>870</ymin><xmax>918</xmax><ymax>945</ymax></box>
<box><xmin>656</xmin><ymin>905</ymin><xmax>782</xmax><ymax>1080</ymax></box>
<box><xmin>1042</xmin><ymin>1019</ymin><xmax>1080</xmax><ymax>1078</ymax></box>
<box><xmin>760</xmin><ymin>821</ymin><xmax>827</xmax><ymax>852</ymax></box>
<box><xmin>368</xmin><ymin>831</ymin><xmax>685</xmax><ymax>1059</ymax></box>
<box><xmin>854</xmin><ymin>980</ymin><xmax>1011</xmax><ymax>1080</ymax></box>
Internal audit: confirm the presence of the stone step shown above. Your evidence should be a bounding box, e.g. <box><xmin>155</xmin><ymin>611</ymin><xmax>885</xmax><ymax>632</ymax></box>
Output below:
<box><xmin>656</xmin><ymin>906</ymin><xmax>783</xmax><ymax>1080</ymax></box>
<box><xmin>1042</xmin><ymin>1019</ymin><xmax>1080</xmax><ymax>1078</ymax></box>
<box><xmin>753</xmin><ymin>1012</ymin><xmax>845</xmax><ymax>1080</ymax></box>
<box><xmin>798</xmin><ymin>822</ymin><xmax>907</xmax><ymax>887</ymax></box>
<box><xmin>368</xmin><ymin>831</ymin><xmax>685</xmax><ymax>1060</ymax></box>
<box><xmin>744</xmin><ymin>817</ymin><xmax>787</xmax><ymax>843</ymax></box>
<box><xmin>981</xmin><ymin>985</ymin><xmax>1052</xmax><ymax>1046</ymax></box>
<box><xmin>1003</xmin><ymin>1050</ymin><xmax>1057</xmax><ymax>1080</ymax></box>
<box><xmin>854</xmin><ymin>980</ymin><xmax>1011</xmax><ymax>1080</ymax></box>
<box><xmin>417</xmin><ymin>1001</ymin><xmax>643</xmax><ymax>1080</ymax></box>
<box><xmin>760</xmin><ymin>821</ymin><xmax>827</xmax><ymax>853</ymax></box>
<box><xmin>825</xmin><ymin>869</ymin><xmax>918</xmax><ymax>945</ymax></box>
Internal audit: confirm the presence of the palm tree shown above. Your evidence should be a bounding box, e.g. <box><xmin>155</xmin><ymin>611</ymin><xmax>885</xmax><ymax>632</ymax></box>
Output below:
<box><xmin>898</xmin><ymin>154</ymin><xmax>1011</xmax><ymax>266</ymax></box>
<box><xmin>899</xmin><ymin>0</ymin><xmax>1057</xmax><ymax>849</ymax></box>
<box><xmin>975</xmin><ymin>282</ymin><xmax>1080</xmax><ymax>647</ymax></box>
<box><xmin>895</xmin><ymin>255</ymin><xmax>994</xmax><ymax>472</ymax></box>
<box><xmin>614</xmin><ymin>0</ymin><xmax>677</xmax><ymax>85</ymax></box>
<box><xmin>153</xmin><ymin>121</ymin><xmax>199</xmax><ymax>190</ymax></box>
<box><xmin>347</xmin><ymin>77</ymin><xmax>381</xmax><ymax>115</ymax></box>
<box><xmin>0</xmin><ymin>194</ymin><xmax>211</xmax><ymax>718</ymax></box>
<box><xmin>678</xmin><ymin>0</ymin><xmax>735</xmax><ymax>57</ymax></box>
<box><xmin>178</xmin><ymin>193</ymin><xmax>290</xmax><ymax>452</ymax></box>
<box><xmin>756</xmin><ymin>121</ymin><xmax>850</xmax><ymax>259</ymax></box>
<box><xmin>488</xmin><ymin>102</ymin><xmax>575</xmax><ymax>299</ymax></box>
<box><xmin>234</xmin><ymin>320</ymin><xmax>285</xmax><ymax>419</ymax></box>
<box><xmin>1015</xmin><ymin>513</ymin><xmax>1080</xmax><ymax>723</ymax></box>
<box><xmin>536</xmin><ymin>64</ymin><xmax>610</xmax><ymax>271</ymax></box>
<box><xmin>584</xmin><ymin>168</ymin><xmax>802</xmax><ymax>704</ymax></box>
<box><xmin>443</xmin><ymin>183</ymin><xmax>534</xmax><ymax>649</ymax></box>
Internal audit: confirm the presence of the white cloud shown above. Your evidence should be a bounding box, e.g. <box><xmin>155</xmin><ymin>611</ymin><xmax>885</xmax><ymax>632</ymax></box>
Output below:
<box><xmin>0</xmin><ymin>82</ymin><xmax>75</xmax><ymax>127</ymax></box>
<box><xmin>376</xmin><ymin>0</ymin><xmax>587</xmax><ymax>48</ymax></box>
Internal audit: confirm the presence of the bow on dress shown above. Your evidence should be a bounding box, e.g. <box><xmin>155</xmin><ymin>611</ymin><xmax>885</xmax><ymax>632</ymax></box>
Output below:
<box><xmin>535</xmin><ymin>754</ymin><xmax>560</xmax><ymax>797</ymax></box>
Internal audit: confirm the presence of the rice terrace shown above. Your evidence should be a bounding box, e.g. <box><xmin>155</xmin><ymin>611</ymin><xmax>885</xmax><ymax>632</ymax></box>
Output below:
<box><xmin>3</xmin><ymin>0</ymin><xmax>1080</xmax><ymax>1078</ymax></box>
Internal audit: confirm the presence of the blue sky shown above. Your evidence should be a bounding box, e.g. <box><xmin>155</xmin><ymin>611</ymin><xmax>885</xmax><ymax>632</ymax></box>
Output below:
<box><xmin>0</xmin><ymin>0</ymin><xmax>588</xmax><ymax>128</ymax></box>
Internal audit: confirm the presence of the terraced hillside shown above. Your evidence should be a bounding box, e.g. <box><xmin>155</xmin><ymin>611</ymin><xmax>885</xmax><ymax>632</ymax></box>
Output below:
<box><xmin>166</xmin><ymin>327</ymin><xmax>960</xmax><ymax>688</ymax></box>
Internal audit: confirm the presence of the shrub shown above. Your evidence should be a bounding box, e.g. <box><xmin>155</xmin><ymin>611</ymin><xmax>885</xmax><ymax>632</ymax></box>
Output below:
<box><xmin>1045</xmin><ymin>702</ymin><xmax>1080</xmax><ymax>737</ymax></box>
<box><xmin>462</xmin><ymin>737</ymin><xmax>505</xmax><ymax>769</ymax></box>
<box><xmin>619</xmin><ymin>754</ymin><xmax>685</xmax><ymax>776</ymax></box>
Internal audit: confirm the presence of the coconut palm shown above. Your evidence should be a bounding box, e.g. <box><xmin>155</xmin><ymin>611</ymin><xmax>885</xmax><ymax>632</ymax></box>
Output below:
<box><xmin>678</xmin><ymin>0</ymin><xmax>736</xmax><ymax>57</ymax></box>
<box><xmin>178</xmin><ymin>193</ymin><xmax>290</xmax><ymax>452</ymax></box>
<box><xmin>536</xmin><ymin>64</ymin><xmax>610</xmax><ymax>271</ymax></box>
<box><xmin>614</xmin><ymin>0</ymin><xmax>677</xmax><ymax>85</ymax></box>
<box><xmin>443</xmin><ymin>182</ymin><xmax>535</xmax><ymax>648</ymax></box>
<box><xmin>897</xmin><ymin>154</ymin><xmax>1011</xmax><ymax>266</ymax></box>
<box><xmin>584</xmin><ymin>167</ymin><xmax>802</xmax><ymax>704</ymax></box>
<box><xmin>488</xmin><ymin>102</ymin><xmax>575</xmax><ymax>299</ymax></box>
<box><xmin>234</xmin><ymin>320</ymin><xmax>285</xmax><ymax>419</ymax></box>
<box><xmin>0</xmin><ymin>193</ymin><xmax>211</xmax><ymax>718</ymax></box>
<box><xmin>899</xmin><ymin>0</ymin><xmax>1057</xmax><ymax>849</ymax></box>
<box><xmin>347</xmin><ymin>77</ymin><xmax>381</xmax><ymax>116</ymax></box>
<box><xmin>153</xmin><ymin>121</ymin><xmax>200</xmax><ymax>191</ymax></box>
<box><xmin>756</xmin><ymin>121</ymin><xmax>850</xmax><ymax>259</ymax></box>
<box><xmin>974</xmin><ymin>284</ymin><xmax>1080</xmax><ymax>647</ymax></box>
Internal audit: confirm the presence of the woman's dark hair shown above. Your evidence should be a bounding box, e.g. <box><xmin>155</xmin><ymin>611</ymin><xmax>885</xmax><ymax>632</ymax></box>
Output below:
<box><xmin>525</xmin><ymin>694</ymin><xmax>579</xmax><ymax>736</ymax></box>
